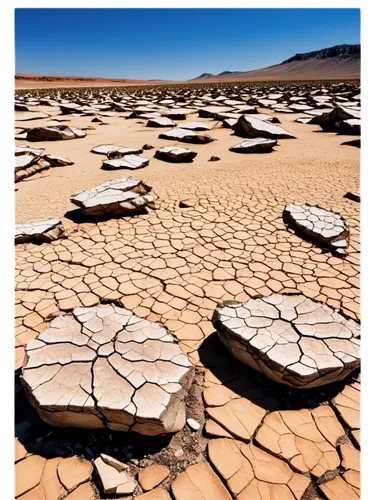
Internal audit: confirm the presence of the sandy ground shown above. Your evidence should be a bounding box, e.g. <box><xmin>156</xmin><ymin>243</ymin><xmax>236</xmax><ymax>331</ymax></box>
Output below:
<box><xmin>15</xmin><ymin>109</ymin><xmax>360</xmax><ymax>229</ymax></box>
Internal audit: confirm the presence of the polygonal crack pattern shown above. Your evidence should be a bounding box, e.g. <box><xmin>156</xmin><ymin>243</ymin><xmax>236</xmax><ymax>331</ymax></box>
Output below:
<box><xmin>21</xmin><ymin>304</ymin><xmax>194</xmax><ymax>436</ymax></box>
<box><xmin>213</xmin><ymin>294</ymin><xmax>360</xmax><ymax>388</ymax></box>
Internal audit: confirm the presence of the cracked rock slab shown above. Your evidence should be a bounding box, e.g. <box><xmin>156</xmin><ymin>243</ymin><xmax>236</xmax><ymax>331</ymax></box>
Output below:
<box><xmin>208</xmin><ymin>438</ymin><xmax>310</xmax><ymax>499</ymax></box>
<box><xmin>102</xmin><ymin>155</ymin><xmax>149</xmax><ymax>171</ymax></box>
<box><xmin>21</xmin><ymin>304</ymin><xmax>194</xmax><ymax>436</ymax></box>
<box><xmin>154</xmin><ymin>146</ymin><xmax>197</xmax><ymax>163</ymax></box>
<box><xmin>212</xmin><ymin>294</ymin><xmax>360</xmax><ymax>389</ymax></box>
<box><xmin>283</xmin><ymin>203</ymin><xmax>349</xmax><ymax>256</ymax></box>
<box><xmin>229</xmin><ymin>138</ymin><xmax>277</xmax><ymax>154</ymax></box>
<box><xmin>70</xmin><ymin>177</ymin><xmax>154</xmax><ymax>217</ymax></box>
<box><xmin>15</xmin><ymin>219</ymin><xmax>65</xmax><ymax>244</ymax></box>
<box><xmin>234</xmin><ymin>115</ymin><xmax>295</xmax><ymax>139</ymax></box>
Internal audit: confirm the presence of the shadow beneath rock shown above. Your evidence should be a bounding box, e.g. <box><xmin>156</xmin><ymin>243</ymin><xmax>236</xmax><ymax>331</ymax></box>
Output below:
<box><xmin>15</xmin><ymin>373</ymin><xmax>172</xmax><ymax>461</ymax></box>
<box><xmin>198</xmin><ymin>332</ymin><xmax>359</xmax><ymax>412</ymax></box>
<box><xmin>64</xmin><ymin>207</ymin><xmax>149</xmax><ymax>224</ymax></box>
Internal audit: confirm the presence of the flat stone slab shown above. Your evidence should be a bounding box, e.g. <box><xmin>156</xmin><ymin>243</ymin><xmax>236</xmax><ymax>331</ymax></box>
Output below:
<box><xmin>159</xmin><ymin>128</ymin><xmax>214</xmax><ymax>144</ymax></box>
<box><xmin>102</xmin><ymin>155</ymin><xmax>149</xmax><ymax>171</ymax></box>
<box><xmin>229</xmin><ymin>138</ymin><xmax>277</xmax><ymax>154</ymax></box>
<box><xmin>283</xmin><ymin>203</ymin><xmax>349</xmax><ymax>256</ymax></box>
<box><xmin>212</xmin><ymin>294</ymin><xmax>360</xmax><ymax>389</ymax></box>
<box><xmin>26</xmin><ymin>126</ymin><xmax>86</xmax><ymax>142</ymax></box>
<box><xmin>43</xmin><ymin>155</ymin><xmax>74</xmax><ymax>167</ymax></box>
<box><xmin>155</xmin><ymin>146</ymin><xmax>197</xmax><ymax>163</ymax></box>
<box><xmin>15</xmin><ymin>219</ymin><xmax>65</xmax><ymax>244</ymax></box>
<box><xmin>234</xmin><ymin>115</ymin><xmax>295</xmax><ymax>139</ymax></box>
<box><xmin>71</xmin><ymin>177</ymin><xmax>154</xmax><ymax>217</ymax></box>
<box><xmin>90</xmin><ymin>144</ymin><xmax>143</xmax><ymax>157</ymax></box>
<box><xmin>147</xmin><ymin>117</ymin><xmax>176</xmax><ymax>128</ymax></box>
<box><xmin>179</xmin><ymin>122</ymin><xmax>212</xmax><ymax>131</ymax></box>
<box><xmin>21</xmin><ymin>304</ymin><xmax>194</xmax><ymax>436</ymax></box>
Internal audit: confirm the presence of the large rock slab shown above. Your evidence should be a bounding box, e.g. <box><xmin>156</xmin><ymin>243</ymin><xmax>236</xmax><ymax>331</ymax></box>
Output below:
<box><xmin>26</xmin><ymin>126</ymin><xmax>86</xmax><ymax>141</ymax></box>
<box><xmin>212</xmin><ymin>294</ymin><xmax>360</xmax><ymax>389</ymax></box>
<box><xmin>229</xmin><ymin>138</ymin><xmax>277</xmax><ymax>154</ymax></box>
<box><xmin>21</xmin><ymin>304</ymin><xmax>194</xmax><ymax>435</ymax></box>
<box><xmin>15</xmin><ymin>219</ymin><xmax>65</xmax><ymax>244</ymax></box>
<box><xmin>101</xmin><ymin>155</ymin><xmax>149</xmax><ymax>171</ymax></box>
<box><xmin>155</xmin><ymin>146</ymin><xmax>197</xmax><ymax>163</ymax></box>
<box><xmin>159</xmin><ymin>128</ymin><xmax>214</xmax><ymax>144</ymax></box>
<box><xmin>309</xmin><ymin>105</ymin><xmax>360</xmax><ymax>132</ymax></box>
<box><xmin>337</xmin><ymin>119</ymin><xmax>361</xmax><ymax>135</ymax></box>
<box><xmin>234</xmin><ymin>115</ymin><xmax>295</xmax><ymax>139</ymax></box>
<box><xmin>283</xmin><ymin>203</ymin><xmax>349</xmax><ymax>256</ymax></box>
<box><xmin>70</xmin><ymin>177</ymin><xmax>154</xmax><ymax>217</ymax></box>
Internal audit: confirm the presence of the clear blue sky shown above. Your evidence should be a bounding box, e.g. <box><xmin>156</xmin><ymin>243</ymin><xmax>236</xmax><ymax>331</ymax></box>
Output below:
<box><xmin>15</xmin><ymin>8</ymin><xmax>360</xmax><ymax>81</ymax></box>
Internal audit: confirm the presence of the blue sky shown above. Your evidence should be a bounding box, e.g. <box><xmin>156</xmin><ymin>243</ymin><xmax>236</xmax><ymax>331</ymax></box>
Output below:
<box><xmin>15</xmin><ymin>8</ymin><xmax>360</xmax><ymax>81</ymax></box>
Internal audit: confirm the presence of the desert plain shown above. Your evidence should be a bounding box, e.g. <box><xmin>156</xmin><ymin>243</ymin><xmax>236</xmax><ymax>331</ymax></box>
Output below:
<box><xmin>14</xmin><ymin>80</ymin><xmax>360</xmax><ymax>500</ymax></box>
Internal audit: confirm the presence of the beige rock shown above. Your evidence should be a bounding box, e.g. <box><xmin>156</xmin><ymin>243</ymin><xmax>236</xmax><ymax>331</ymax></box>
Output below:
<box><xmin>138</xmin><ymin>464</ymin><xmax>170</xmax><ymax>491</ymax></box>
<box><xmin>172</xmin><ymin>462</ymin><xmax>232</xmax><ymax>500</ymax></box>
<box><xmin>94</xmin><ymin>457</ymin><xmax>137</xmax><ymax>495</ymax></box>
<box><xmin>137</xmin><ymin>488</ymin><xmax>172</xmax><ymax>499</ymax></box>
<box><xmin>15</xmin><ymin>455</ymin><xmax>47</xmax><ymax>497</ymax></box>
<box><xmin>57</xmin><ymin>456</ymin><xmax>93</xmax><ymax>491</ymax></box>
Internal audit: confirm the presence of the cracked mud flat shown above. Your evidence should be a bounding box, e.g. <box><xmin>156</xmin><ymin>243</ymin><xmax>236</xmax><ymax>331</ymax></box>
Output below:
<box><xmin>15</xmin><ymin>81</ymin><xmax>360</xmax><ymax>499</ymax></box>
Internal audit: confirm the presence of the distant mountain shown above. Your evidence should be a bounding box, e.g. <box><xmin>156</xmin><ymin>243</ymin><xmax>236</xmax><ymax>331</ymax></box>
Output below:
<box><xmin>281</xmin><ymin>44</ymin><xmax>360</xmax><ymax>64</ymax></box>
<box><xmin>191</xmin><ymin>44</ymin><xmax>360</xmax><ymax>82</ymax></box>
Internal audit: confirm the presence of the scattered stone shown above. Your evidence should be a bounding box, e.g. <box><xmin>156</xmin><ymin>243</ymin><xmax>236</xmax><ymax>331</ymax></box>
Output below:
<box><xmin>213</xmin><ymin>294</ymin><xmax>360</xmax><ymax>389</ymax></box>
<box><xmin>71</xmin><ymin>177</ymin><xmax>154</xmax><ymax>217</ymax></box>
<box><xmin>186</xmin><ymin>418</ymin><xmax>200</xmax><ymax>431</ymax></box>
<box><xmin>229</xmin><ymin>137</ymin><xmax>277</xmax><ymax>154</ymax></box>
<box><xmin>138</xmin><ymin>465</ymin><xmax>170</xmax><ymax>491</ymax></box>
<box><xmin>159</xmin><ymin>128</ymin><xmax>214</xmax><ymax>144</ymax></box>
<box><xmin>209</xmin><ymin>156</ymin><xmax>220</xmax><ymax>161</ymax></box>
<box><xmin>283</xmin><ymin>203</ymin><xmax>349</xmax><ymax>256</ymax></box>
<box><xmin>147</xmin><ymin>117</ymin><xmax>176</xmax><ymax>127</ymax></box>
<box><xmin>172</xmin><ymin>462</ymin><xmax>232</xmax><ymax>500</ymax></box>
<box><xmin>174</xmin><ymin>449</ymin><xmax>184</xmax><ymax>458</ymax></box>
<box><xmin>15</xmin><ymin>219</ymin><xmax>65</xmax><ymax>244</ymax></box>
<box><xmin>15</xmin><ymin>111</ymin><xmax>49</xmax><ymax>121</ymax></box>
<box><xmin>102</xmin><ymin>155</ymin><xmax>149</xmax><ymax>171</ymax></box>
<box><xmin>94</xmin><ymin>456</ymin><xmax>137</xmax><ymax>495</ymax></box>
<box><xmin>43</xmin><ymin>155</ymin><xmax>74</xmax><ymax>167</ymax></box>
<box><xmin>91</xmin><ymin>144</ymin><xmax>142</xmax><ymax>156</ymax></box>
<box><xmin>234</xmin><ymin>115</ymin><xmax>295</xmax><ymax>139</ymax></box>
<box><xmin>26</xmin><ymin>126</ymin><xmax>86</xmax><ymax>141</ymax></box>
<box><xmin>180</xmin><ymin>122</ymin><xmax>212</xmax><ymax>131</ymax></box>
<box><xmin>345</xmin><ymin>191</ymin><xmax>360</xmax><ymax>202</ymax></box>
<box><xmin>338</xmin><ymin>119</ymin><xmax>361</xmax><ymax>135</ymax></box>
<box><xmin>342</xmin><ymin>138</ymin><xmax>360</xmax><ymax>148</ymax></box>
<box><xmin>101</xmin><ymin>454</ymin><xmax>128</xmax><ymax>472</ymax></box>
<box><xmin>22</xmin><ymin>304</ymin><xmax>194</xmax><ymax>435</ymax></box>
<box><xmin>155</xmin><ymin>146</ymin><xmax>197</xmax><ymax>163</ymax></box>
<box><xmin>143</xmin><ymin>144</ymin><xmax>154</xmax><ymax>150</ymax></box>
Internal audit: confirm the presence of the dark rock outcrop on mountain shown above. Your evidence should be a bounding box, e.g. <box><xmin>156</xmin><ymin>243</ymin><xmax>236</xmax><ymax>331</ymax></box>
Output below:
<box><xmin>281</xmin><ymin>44</ymin><xmax>360</xmax><ymax>64</ymax></box>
